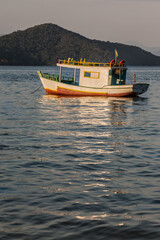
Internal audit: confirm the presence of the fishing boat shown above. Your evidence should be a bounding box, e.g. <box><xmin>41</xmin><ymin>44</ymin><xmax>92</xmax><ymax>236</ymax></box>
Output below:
<box><xmin>37</xmin><ymin>54</ymin><xmax>149</xmax><ymax>97</ymax></box>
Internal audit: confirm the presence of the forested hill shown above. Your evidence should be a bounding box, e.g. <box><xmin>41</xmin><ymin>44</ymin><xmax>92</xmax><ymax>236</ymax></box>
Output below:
<box><xmin>0</xmin><ymin>23</ymin><xmax>160</xmax><ymax>66</ymax></box>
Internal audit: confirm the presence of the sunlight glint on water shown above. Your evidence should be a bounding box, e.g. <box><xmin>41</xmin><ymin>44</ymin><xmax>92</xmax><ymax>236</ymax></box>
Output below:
<box><xmin>0</xmin><ymin>66</ymin><xmax>160</xmax><ymax>240</ymax></box>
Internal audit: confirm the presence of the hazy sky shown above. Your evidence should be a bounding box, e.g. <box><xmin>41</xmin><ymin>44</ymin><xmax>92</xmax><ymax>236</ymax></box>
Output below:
<box><xmin>1</xmin><ymin>0</ymin><xmax>160</xmax><ymax>47</ymax></box>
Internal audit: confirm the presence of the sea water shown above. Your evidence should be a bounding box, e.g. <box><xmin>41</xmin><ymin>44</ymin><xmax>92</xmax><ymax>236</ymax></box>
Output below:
<box><xmin>0</xmin><ymin>66</ymin><xmax>160</xmax><ymax>239</ymax></box>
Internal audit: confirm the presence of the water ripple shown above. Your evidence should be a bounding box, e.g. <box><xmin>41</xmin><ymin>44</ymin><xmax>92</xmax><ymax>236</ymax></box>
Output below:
<box><xmin>0</xmin><ymin>66</ymin><xmax>160</xmax><ymax>239</ymax></box>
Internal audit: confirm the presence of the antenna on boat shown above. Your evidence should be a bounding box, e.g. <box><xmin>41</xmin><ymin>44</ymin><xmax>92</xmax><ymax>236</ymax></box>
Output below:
<box><xmin>134</xmin><ymin>73</ymin><xmax>136</xmax><ymax>83</ymax></box>
<box><xmin>115</xmin><ymin>49</ymin><xmax>118</xmax><ymax>63</ymax></box>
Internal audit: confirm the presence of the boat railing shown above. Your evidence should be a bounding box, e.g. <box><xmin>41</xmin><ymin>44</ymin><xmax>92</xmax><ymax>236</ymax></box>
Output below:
<box><xmin>58</xmin><ymin>59</ymin><xmax>126</xmax><ymax>68</ymax></box>
<box><xmin>58</xmin><ymin>59</ymin><xmax>110</xmax><ymax>67</ymax></box>
<box><xmin>41</xmin><ymin>72</ymin><xmax>74</xmax><ymax>82</ymax></box>
<box><xmin>41</xmin><ymin>73</ymin><xmax>59</xmax><ymax>81</ymax></box>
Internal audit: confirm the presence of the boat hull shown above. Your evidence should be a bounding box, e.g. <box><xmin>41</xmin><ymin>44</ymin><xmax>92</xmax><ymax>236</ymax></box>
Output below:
<box><xmin>39</xmin><ymin>74</ymin><xmax>149</xmax><ymax>97</ymax></box>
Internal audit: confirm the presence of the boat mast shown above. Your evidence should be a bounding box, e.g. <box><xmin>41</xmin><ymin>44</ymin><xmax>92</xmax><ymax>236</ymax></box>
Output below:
<box><xmin>74</xmin><ymin>68</ymin><xmax>76</xmax><ymax>84</ymax></box>
<box><xmin>59</xmin><ymin>66</ymin><xmax>62</xmax><ymax>82</ymax></box>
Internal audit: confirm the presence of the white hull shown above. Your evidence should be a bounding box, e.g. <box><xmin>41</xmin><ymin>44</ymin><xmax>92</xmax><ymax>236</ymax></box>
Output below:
<box><xmin>39</xmin><ymin>74</ymin><xmax>149</xmax><ymax>97</ymax></box>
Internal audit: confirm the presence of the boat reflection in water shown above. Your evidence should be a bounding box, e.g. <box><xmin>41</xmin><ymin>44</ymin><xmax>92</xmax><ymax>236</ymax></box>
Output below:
<box><xmin>37</xmin><ymin>95</ymin><xmax>148</xmax><ymax>223</ymax></box>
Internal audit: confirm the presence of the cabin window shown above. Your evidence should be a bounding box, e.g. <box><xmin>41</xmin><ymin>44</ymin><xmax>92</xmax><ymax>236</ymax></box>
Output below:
<box><xmin>84</xmin><ymin>72</ymin><xmax>91</xmax><ymax>77</ymax></box>
<box><xmin>84</xmin><ymin>71</ymin><xmax>100</xmax><ymax>79</ymax></box>
<box><xmin>109</xmin><ymin>69</ymin><xmax>126</xmax><ymax>85</ymax></box>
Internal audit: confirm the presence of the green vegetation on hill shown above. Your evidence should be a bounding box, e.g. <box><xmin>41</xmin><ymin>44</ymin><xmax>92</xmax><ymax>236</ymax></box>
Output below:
<box><xmin>0</xmin><ymin>23</ymin><xmax>160</xmax><ymax>66</ymax></box>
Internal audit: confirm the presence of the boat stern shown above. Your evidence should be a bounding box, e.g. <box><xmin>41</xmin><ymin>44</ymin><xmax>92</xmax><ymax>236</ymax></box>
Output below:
<box><xmin>133</xmin><ymin>83</ymin><xmax>149</xmax><ymax>95</ymax></box>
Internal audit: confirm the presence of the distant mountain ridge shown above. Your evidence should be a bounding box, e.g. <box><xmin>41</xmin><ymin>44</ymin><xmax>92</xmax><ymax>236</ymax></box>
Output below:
<box><xmin>0</xmin><ymin>23</ymin><xmax>160</xmax><ymax>66</ymax></box>
<box><xmin>124</xmin><ymin>40</ymin><xmax>160</xmax><ymax>57</ymax></box>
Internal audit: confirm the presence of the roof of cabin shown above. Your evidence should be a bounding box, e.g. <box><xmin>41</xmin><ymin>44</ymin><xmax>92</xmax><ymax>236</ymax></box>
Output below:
<box><xmin>57</xmin><ymin>58</ymin><xmax>126</xmax><ymax>68</ymax></box>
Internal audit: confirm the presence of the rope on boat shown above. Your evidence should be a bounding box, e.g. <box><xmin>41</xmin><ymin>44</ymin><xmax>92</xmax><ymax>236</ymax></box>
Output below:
<box><xmin>31</xmin><ymin>84</ymin><xmax>42</xmax><ymax>94</ymax></box>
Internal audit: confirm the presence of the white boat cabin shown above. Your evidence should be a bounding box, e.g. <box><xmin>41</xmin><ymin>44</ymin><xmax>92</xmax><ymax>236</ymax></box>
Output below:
<box><xmin>57</xmin><ymin>58</ymin><xmax>127</xmax><ymax>88</ymax></box>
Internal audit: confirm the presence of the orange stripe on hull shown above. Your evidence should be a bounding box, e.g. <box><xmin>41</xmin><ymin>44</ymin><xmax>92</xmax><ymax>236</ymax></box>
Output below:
<box><xmin>45</xmin><ymin>87</ymin><xmax>137</xmax><ymax>97</ymax></box>
<box><xmin>45</xmin><ymin>88</ymin><xmax>107</xmax><ymax>96</ymax></box>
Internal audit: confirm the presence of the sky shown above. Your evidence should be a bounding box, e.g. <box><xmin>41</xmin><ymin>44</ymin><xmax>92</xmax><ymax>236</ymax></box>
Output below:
<box><xmin>1</xmin><ymin>0</ymin><xmax>160</xmax><ymax>47</ymax></box>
